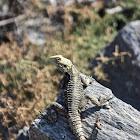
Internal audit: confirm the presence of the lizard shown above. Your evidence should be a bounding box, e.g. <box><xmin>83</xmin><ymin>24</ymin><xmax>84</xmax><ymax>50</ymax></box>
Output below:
<box><xmin>48</xmin><ymin>55</ymin><xmax>112</xmax><ymax>140</ymax></box>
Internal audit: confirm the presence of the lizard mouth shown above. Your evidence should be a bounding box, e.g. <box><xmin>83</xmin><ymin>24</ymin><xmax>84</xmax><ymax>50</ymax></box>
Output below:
<box><xmin>57</xmin><ymin>64</ymin><xmax>63</xmax><ymax>68</ymax></box>
<box><xmin>50</xmin><ymin>59</ymin><xmax>63</xmax><ymax>68</ymax></box>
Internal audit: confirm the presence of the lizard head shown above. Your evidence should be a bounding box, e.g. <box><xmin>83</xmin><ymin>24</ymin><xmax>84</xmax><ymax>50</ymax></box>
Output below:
<box><xmin>50</xmin><ymin>55</ymin><xmax>73</xmax><ymax>73</ymax></box>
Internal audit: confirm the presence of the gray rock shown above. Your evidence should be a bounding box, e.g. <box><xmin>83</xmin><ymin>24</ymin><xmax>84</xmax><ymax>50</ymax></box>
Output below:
<box><xmin>17</xmin><ymin>126</ymin><xmax>29</xmax><ymax>140</ymax></box>
<box><xmin>0</xmin><ymin>0</ymin><xmax>25</xmax><ymax>45</ymax></box>
<box><xmin>29</xmin><ymin>77</ymin><xmax>140</xmax><ymax>140</ymax></box>
<box><xmin>41</xmin><ymin>0</ymin><xmax>113</xmax><ymax>7</ymax></box>
<box><xmin>0</xmin><ymin>0</ymin><xmax>9</xmax><ymax>13</ymax></box>
<box><xmin>102</xmin><ymin>0</ymin><xmax>118</xmax><ymax>8</ymax></box>
<box><xmin>22</xmin><ymin>17</ymin><xmax>48</xmax><ymax>46</ymax></box>
<box><xmin>20</xmin><ymin>15</ymin><xmax>64</xmax><ymax>46</ymax></box>
<box><xmin>42</xmin><ymin>0</ymin><xmax>95</xmax><ymax>6</ymax></box>
<box><xmin>106</xmin><ymin>6</ymin><xmax>123</xmax><ymax>15</ymax></box>
<box><xmin>45</xmin><ymin>0</ymin><xmax>118</xmax><ymax>7</ymax></box>
<box><xmin>89</xmin><ymin>20</ymin><xmax>140</xmax><ymax>111</ymax></box>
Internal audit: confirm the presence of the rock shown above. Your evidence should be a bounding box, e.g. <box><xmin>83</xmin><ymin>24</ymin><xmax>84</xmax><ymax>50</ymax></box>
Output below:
<box><xmin>17</xmin><ymin>126</ymin><xmax>29</xmax><ymax>140</ymax></box>
<box><xmin>43</xmin><ymin>0</ymin><xmax>95</xmax><ymax>6</ymax></box>
<box><xmin>0</xmin><ymin>0</ymin><xmax>25</xmax><ymax>45</ymax></box>
<box><xmin>0</xmin><ymin>0</ymin><xmax>119</xmax><ymax>45</ymax></box>
<box><xmin>102</xmin><ymin>0</ymin><xmax>118</xmax><ymax>8</ymax></box>
<box><xmin>106</xmin><ymin>6</ymin><xmax>123</xmax><ymax>15</ymax></box>
<box><xmin>0</xmin><ymin>0</ymin><xmax>9</xmax><ymax>14</ymax></box>
<box><xmin>29</xmin><ymin>76</ymin><xmax>140</xmax><ymax>140</ymax></box>
<box><xmin>42</xmin><ymin>0</ymin><xmax>118</xmax><ymax>7</ymax></box>
<box><xmin>89</xmin><ymin>20</ymin><xmax>140</xmax><ymax>111</ymax></box>
<box><xmin>20</xmin><ymin>15</ymin><xmax>64</xmax><ymax>46</ymax></box>
<box><xmin>22</xmin><ymin>17</ymin><xmax>48</xmax><ymax>46</ymax></box>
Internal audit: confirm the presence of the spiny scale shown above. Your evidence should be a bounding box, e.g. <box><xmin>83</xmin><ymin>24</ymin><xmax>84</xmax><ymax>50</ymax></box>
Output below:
<box><xmin>65</xmin><ymin>72</ymin><xmax>86</xmax><ymax>140</ymax></box>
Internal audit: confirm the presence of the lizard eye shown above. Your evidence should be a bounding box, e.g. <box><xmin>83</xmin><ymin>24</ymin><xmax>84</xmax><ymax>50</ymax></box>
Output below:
<box><xmin>56</xmin><ymin>58</ymin><xmax>61</xmax><ymax>61</ymax></box>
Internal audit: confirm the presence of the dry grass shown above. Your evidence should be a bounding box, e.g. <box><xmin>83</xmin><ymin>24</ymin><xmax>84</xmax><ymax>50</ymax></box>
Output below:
<box><xmin>0</xmin><ymin>35</ymin><xmax>61</xmax><ymax>139</ymax></box>
<box><xmin>93</xmin><ymin>45</ymin><xmax>132</xmax><ymax>82</ymax></box>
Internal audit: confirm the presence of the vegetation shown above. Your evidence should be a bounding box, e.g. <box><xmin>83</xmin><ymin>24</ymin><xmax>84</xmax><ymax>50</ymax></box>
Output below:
<box><xmin>0</xmin><ymin>0</ymin><xmax>140</xmax><ymax>139</ymax></box>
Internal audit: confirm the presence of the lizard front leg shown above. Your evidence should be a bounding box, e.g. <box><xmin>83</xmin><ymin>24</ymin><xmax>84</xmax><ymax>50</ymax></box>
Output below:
<box><xmin>80</xmin><ymin>73</ymin><xmax>94</xmax><ymax>87</ymax></box>
<box><xmin>85</xmin><ymin>94</ymin><xmax>113</xmax><ymax>108</ymax></box>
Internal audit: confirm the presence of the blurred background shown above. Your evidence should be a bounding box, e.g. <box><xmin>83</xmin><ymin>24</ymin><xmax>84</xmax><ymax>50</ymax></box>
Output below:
<box><xmin>0</xmin><ymin>0</ymin><xmax>140</xmax><ymax>139</ymax></box>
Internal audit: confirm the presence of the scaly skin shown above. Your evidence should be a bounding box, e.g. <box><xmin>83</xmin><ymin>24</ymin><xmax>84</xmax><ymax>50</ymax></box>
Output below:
<box><xmin>66</xmin><ymin>66</ymin><xmax>85</xmax><ymax>140</ymax></box>
<box><xmin>49</xmin><ymin>55</ymin><xmax>112</xmax><ymax>140</ymax></box>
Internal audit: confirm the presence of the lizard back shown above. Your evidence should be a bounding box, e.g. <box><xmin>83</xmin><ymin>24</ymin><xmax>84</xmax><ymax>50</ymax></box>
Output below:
<box><xmin>64</xmin><ymin>69</ymin><xmax>86</xmax><ymax>140</ymax></box>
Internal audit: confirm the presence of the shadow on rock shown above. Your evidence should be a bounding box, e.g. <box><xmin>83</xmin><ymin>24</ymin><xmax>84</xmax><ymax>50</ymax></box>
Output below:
<box><xmin>90</xmin><ymin>20</ymin><xmax>140</xmax><ymax>111</ymax></box>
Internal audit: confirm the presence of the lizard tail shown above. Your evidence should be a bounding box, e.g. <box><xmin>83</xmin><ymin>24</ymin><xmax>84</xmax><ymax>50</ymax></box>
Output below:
<box><xmin>68</xmin><ymin>114</ymin><xmax>86</xmax><ymax>140</ymax></box>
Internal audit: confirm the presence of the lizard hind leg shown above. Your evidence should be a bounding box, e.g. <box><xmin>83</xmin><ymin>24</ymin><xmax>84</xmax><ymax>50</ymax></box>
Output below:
<box><xmin>40</xmin><ymin>102</ymin><xmax>68</xmax><ymax>124</ymax></box>
<box><xmin>39</xmin><ymin>107</ymin><xmax>57</xmax><ymax>124</ymax></box>
<box><xmin>50</xmin><ymin>102</ymin><xmax>68</xmax><ymax>117</ymax></box>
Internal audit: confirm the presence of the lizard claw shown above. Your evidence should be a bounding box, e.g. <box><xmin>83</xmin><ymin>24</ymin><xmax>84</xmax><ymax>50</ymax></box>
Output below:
<box><xmin>99</xmin><ymin>95</ymin><xmax>113</xmax><ymax>108</ymax></box>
